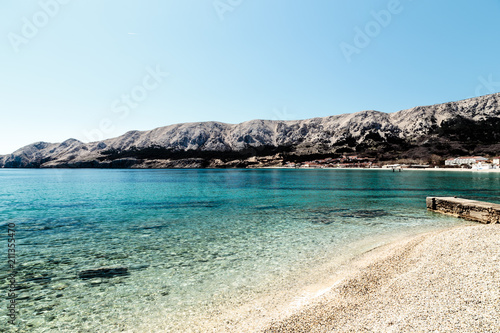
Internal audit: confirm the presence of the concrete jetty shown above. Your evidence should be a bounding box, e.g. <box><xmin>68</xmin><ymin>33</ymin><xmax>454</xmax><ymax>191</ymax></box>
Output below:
<box><xmin>426</xmin><ymin>197</ymin><xmax>500</xmax><ymax>224</ymax></box>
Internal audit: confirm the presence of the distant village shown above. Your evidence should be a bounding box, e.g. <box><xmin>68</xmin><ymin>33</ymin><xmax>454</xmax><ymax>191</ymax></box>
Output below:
<box><xmin>284</xmin><ymin>155</ymin><xmax>500</xmax><ymax>170</ymax></box>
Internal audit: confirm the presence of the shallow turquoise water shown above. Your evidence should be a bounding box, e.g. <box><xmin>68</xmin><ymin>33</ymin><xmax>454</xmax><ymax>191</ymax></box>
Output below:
<box><xmin>1</xmin><ymin>169</ymin><xmax>499</xmax><ymax>332</ymax></box>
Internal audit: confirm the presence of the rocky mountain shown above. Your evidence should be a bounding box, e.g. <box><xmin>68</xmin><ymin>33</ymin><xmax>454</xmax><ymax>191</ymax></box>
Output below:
<box><xmin>1</xmin><ymin>93</ymin><xmax>500</xmax><ymax>168</ymax></box>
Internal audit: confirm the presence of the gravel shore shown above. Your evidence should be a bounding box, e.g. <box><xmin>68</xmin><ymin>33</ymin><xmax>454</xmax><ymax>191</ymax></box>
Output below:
<box><xmin>263</xmin><ymin>224</ymin><xmax>500</xmax><ymax>332</ymax></box>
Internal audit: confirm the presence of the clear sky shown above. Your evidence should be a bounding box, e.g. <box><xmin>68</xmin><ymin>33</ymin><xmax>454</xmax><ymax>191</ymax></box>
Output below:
<box><xmin>1</xmin><ymin>0</ymin><xmax>500</xmax><ymax>154</ymax></box>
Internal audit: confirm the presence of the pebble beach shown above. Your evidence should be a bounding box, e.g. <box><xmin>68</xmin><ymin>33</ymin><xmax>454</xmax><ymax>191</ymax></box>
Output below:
<box><xmin>263</xmin><ymin>224</ymin><xmax>500</xmax><ymax>332</ymax></box>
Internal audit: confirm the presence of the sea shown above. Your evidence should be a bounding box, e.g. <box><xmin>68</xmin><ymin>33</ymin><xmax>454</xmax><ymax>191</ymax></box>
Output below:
<box><xmin>1</xmin><ymin>169</ymin><xmax>499</xmax><ymax>332</ymax></box>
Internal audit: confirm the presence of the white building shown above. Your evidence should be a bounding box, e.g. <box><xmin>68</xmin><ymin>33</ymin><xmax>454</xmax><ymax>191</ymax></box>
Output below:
<box><xmin>383</xmin><ymin>164</ymin><xmax>401</xmax><ymax>169</ymax></box>
<box><xmin>471</xmin><ymin>162</ymin><xmax>493</xmax><ymax>170</ymax></box>
<box><xmin>445</xmin><ymin>156</ymin><xmax>488</xmax><ymax>166</ymax></box>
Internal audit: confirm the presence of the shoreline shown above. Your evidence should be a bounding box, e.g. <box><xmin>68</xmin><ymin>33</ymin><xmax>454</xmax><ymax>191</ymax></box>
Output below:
<box><xmin>263</xmin><ymin>166</ymin><xmax>500</xmax><ymax>173</ymax></box>
<box><xmin>1</xmin><ymin>167</ymin><xmax>500</xmax><ymax>173</ymax></box>
<box><xmin>162</xmin><ymin>224</ymin><xmax>472</xmax><ymax>332</ymax></box>
<box><xmin>131</xmin><ymin>224</ymin><xmax>471</xmax><ymax>332</ymax></box>
<box><xmin>262</xmin><ymin>224</ymin><xmax>500</xmax><ymax>332</ymax></box>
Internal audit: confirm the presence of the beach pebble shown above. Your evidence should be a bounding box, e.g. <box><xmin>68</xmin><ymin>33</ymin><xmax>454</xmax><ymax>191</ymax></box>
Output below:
<box><xmin>52</xmin><ymin>283</ymin><xmax>68</xmax><ymax>290</ymax></box>
<box><xmin>264</xmin><ymin>225</ymin><xmax>500</xmax><ymax>332</ymax></box>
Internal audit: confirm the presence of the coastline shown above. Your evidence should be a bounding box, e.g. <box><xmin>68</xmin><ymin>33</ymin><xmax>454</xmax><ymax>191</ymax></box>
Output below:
<box><xmin>129</xmin><ymin>223</ymin><xmax>473</xmax><ymax>332</ymax></box>
<box><xmin>263</xmin><ymin>166</ymin><xmax>500</xmax><ymax>173</ymax></box>
<box><xmin>262</xmin><ymin>224</ymin><xmax>500</xmax><ymax>332</ymax></box>
<box><xmin>1</xmin><ymin>166</ymin><xmax>500</xmax><ymax>172</ymax></box>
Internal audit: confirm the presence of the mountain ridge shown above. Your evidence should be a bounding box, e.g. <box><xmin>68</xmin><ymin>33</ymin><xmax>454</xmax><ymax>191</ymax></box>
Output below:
<box><xmin>2</xmin><ymin>93</ymin><xmax>499</xmax><ymax>168</ymax></box>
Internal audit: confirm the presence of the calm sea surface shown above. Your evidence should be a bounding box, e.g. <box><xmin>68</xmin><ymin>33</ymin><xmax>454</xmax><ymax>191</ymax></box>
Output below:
<box><xmin>1</xmin><ymin>169</ymin><xmax>499</xmax><ymax>332</ymax></box>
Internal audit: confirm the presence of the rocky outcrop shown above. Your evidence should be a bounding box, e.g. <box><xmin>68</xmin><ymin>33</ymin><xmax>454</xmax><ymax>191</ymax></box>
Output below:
<box><xmin>1</xmin><ymin>93</ymin><xmax>499</xmax><ymax>168</ymax></box>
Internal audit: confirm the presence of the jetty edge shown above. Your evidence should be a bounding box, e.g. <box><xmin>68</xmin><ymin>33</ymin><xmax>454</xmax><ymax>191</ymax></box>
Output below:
<box><xmin>426</xmin><ymin>197</ymin><xmax>500</xmax><ymax>224</ymax></box>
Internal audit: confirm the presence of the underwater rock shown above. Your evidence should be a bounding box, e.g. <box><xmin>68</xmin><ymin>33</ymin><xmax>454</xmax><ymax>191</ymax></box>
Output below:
<box><xmin>77</xmin><ymin>266</ymin><xmax>129</xmax><ymax>279</ymax></box>
<box><xmin>340</xmin><ymin>209</ymin><xmax>389</xmax><ymax>218</ymax></box>
<box><xmin>311</xmin><ymin>219</ymin><xmax>335</xmax><ymax>225</ymax></box>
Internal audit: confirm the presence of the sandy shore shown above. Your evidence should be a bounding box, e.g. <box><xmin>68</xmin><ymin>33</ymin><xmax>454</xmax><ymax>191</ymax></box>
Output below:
<box><xmin>262</xmin><ymin>224</ymin><xmax>500</xmax><ymax>332</ymax></box>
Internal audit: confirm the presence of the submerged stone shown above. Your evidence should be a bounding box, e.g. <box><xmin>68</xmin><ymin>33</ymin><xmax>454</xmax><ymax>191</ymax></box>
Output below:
<box><xmin>77</xmin><ymin>266</ymin><xmax>129</xmax><ymax>279</ymax></box>
<box><xmin>311</xmin><ymin>219</ymin><xmax>335</xmax><ymax>225</ymax></box>
<box><xmin>341</xmin><ymin>209</ymin><xmax>389</xmax><ymax>218</ymax></box>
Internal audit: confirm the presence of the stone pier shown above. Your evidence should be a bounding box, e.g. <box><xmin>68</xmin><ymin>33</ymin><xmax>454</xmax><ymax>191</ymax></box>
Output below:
<box><xmin>426</xmin><ymin>197</ymin><xmax>500</xmax><ymax>224</ymax></box>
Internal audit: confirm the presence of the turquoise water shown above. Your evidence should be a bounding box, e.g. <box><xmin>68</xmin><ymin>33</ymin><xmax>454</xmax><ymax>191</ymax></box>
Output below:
<box><xmin>1</xmin><ymin>169</ymin><xmax>499</xmax><ymax>332</ymax></box>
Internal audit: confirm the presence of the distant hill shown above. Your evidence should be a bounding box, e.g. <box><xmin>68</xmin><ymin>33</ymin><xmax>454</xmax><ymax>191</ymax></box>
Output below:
<box><xmin>1</xmin><ymin>93</ymin><xmax>499</xmax><ymax>168</ymax></box>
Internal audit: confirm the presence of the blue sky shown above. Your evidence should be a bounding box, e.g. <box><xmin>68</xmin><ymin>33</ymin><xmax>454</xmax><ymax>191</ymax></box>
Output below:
<box><xmin>1</xmin><ymin>0</ymin><xmax>500</xmax><ymax>154</ymax></box>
